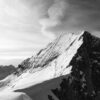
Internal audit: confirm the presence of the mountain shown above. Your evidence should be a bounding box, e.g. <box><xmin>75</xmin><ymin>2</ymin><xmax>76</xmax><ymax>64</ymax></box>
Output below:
<box><xmin>0</xmin><ymin>65</ymin><xmax>16</xmax><ymax>80</ymax></box>
<box><xmin>0</xmin><ymin>31</ymin><xmax>100</xmax><ymax>100</ymax></box>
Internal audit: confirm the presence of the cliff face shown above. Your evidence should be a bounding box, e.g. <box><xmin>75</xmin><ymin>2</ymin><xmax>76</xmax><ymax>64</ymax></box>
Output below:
<box><xmin>0</xmin><ymin>31</ymin><xmax>100</xmax><ymax>100</ymax></box>
<box><xmin>50</xmin><ymin>31</ymin><xmax>100</xmax><ymax>100</ymax></box>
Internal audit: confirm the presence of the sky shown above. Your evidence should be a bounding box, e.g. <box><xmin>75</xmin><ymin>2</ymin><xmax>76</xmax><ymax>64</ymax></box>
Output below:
<box><xmin>0</xmin><ymin>0</ymin><xmax>100</xmax><ymax>66</ymax></box>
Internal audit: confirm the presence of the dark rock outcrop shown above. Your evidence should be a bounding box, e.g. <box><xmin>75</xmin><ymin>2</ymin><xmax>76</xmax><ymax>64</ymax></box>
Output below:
<box><xmin>1</xmin><ymin>31</ymin><xmax>100</xmax><ymax>100</ymax></box>
<box><xmin>48</xmin><ymin>31</ymin><xmax>100</xmax><ymax>100</ymax></box>
<box><xmin>15</xmin><ymin>31</ymin><xmax>100</xmax><ymax>100</ymax></box>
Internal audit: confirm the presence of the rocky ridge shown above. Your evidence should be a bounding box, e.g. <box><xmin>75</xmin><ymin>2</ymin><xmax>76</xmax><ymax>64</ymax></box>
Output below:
<box><xmin>0</xmin><ymin>31</ymin><xmax>100</xmax><ymax>100</ymax></box>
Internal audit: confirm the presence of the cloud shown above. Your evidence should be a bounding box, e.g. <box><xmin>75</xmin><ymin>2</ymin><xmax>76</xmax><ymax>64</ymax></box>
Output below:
<box><xmin>44</xmin><ymin>0</ymin><xmax>100</xmax><ymax>33</ymax></box>
<box><xmin>0</xmin><ymin>0</ymin><xmax>56</xmax><ymax>65</ymax></box>
<box><xmin>5</xmin><ymin>0</ymin><xmax>100</xmax><ymax>34</ymax></box>
<box><xmin>39</xmin><ymin>0</ymin><xmax>68</xmax><ymax>38</ymax></box>
<box><xmin>23</xmin><ymin>0</ymin><xmax>68</xmax><ymax>38</ymax></box>
<box><xmin>0</xmin><ymin>0</ymin><xmax>100</xmax><ymax>65</ymax></box>
<box><xmin>27</xmin><ymin>0</ymin><xmax>100</xmax><ymax>34</ymax></box>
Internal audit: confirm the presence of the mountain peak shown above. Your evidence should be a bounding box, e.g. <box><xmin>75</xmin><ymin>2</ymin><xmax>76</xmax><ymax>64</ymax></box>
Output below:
<box><xmin>16</xmin><ymin>31</ymin><xmax>95</xmax><ymax>71</ymax></box>
<box><xmin>0</xmin><ymin>31</ymin><xmax>100</xmax><ymax>100</ymax></box>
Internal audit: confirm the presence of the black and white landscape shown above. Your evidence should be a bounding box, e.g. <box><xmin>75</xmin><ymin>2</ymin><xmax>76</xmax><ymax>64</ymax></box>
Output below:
<box><xmin>0</xmin><ymin>0</ymin><xmax>100</xmax><ymax>100</ymax></box>
<box><xmin>0</xmin><ymin>31</ymin><xmax>100</xmax><ymax>100</ymax></box>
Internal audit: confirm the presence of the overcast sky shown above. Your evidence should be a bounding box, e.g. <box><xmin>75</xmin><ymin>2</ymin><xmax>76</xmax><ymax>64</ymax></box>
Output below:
<box><xmin>0</xmin><ymin>0</ymin><xmax>100</xmax><ymax>66</ymax></box>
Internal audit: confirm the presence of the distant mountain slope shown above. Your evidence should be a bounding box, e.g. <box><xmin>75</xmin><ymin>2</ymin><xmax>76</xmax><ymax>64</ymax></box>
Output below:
<box><xmin>0</xmin><ymin>31</ymin><xmax>100</xmax><ymax>100</ymax></box>
<box><xmin>0</xmin><ymin>65</ymin><xmax>16</xmax><ymax>80</ymax></box>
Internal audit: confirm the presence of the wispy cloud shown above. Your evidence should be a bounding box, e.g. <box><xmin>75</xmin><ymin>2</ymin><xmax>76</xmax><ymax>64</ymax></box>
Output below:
<box><xmin>0</xmin><ymin>0</ymin><xmax>100</xmax><ymax>65</ymax></box>
<box><xmin>45</xmin><ymin>0</ymin><xmax>100</xmax><ymax>33</ymax></box>
<box><xmin>23</xmin><ymin>0</ymin><xmax>100</xmax><ymax>33</ymax></box>
<box><xmin>0</xmin><ymin>0</ymin><xmax>56</xmax><ymax>65</ymax></box>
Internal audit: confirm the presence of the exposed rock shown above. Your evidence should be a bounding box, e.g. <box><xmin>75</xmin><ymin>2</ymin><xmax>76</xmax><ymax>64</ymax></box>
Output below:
<box><xmin>0</xmin><ymin>31</ymin><xmax>100</xmax><ymax>100</ymax></box>
<box><xmin>47</xmin><ymin>31</ymin><xmax>100</xmax><ymax>100</ymax></box>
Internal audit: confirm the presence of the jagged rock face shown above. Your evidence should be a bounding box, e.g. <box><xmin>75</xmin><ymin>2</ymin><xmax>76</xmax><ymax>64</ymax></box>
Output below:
<box><xmin>0</xmin><ymin>31</ymin><xmax>100</xmax><ymax>100</ymax></box>
<box><xmin>49</xmin><ymin>31</ymin><xmax>100</xmax><ymax>100</ymax></box>
<box><xmin>19</xmin><ymin>32</ymin><xmax>81</xmax><ymax>69</ymax></box>
<box><xmin>18</xmin><ymin>58</ymin><xmax>30</xmax><ymax>70</ymax></box>
<box><xmin>15</xmin><ymin>31</ymin><xmax>100</xmax><ymax>100</ymax></box>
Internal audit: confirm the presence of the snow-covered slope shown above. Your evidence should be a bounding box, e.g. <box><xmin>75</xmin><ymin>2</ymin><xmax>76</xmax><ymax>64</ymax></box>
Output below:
<box><xmin>0</xmin><ymin>31</ymin><xmax>100</xmax><ymax>100</ymax></box>
<box><xmin>0</xmin><ymin>31</ymin><xmax>83</xmax><ymax>91</ymax></box>
<box><xmin>0</xmin><ymin>92</ymin><xmax>32</xmax><ymax>100</ymax></box>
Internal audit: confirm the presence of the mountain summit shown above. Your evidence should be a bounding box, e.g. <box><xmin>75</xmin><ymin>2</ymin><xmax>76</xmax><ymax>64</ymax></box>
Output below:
<box><xmin>0</xmin><ymin>31</ymin><xmax>100</xmax><ymax>100</ymax></box>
